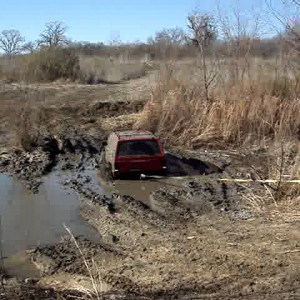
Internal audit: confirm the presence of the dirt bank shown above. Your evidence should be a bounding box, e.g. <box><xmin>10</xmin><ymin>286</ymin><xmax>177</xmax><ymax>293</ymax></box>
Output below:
<box><xmin>0</xmin><ymin>76</ymin><xmax>299</xmax><ymax>299</ymax></box>
<box><xmin>0</xmin><ymin>131</ymin><xmax>104</xmax><ymax>193</ymax></box>
<box><xmin>0</xmin><ymin>76</ymin><xmax>153</xmax><ymax>149</ymax></box>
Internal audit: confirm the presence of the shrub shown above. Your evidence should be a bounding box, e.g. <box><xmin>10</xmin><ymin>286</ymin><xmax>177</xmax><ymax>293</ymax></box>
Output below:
<box><xmin>24</xmin><ymin>47</ymin><xmax>80</xmax><ymax>82</ymax></box>
<box><xmin>78</xmin><ymin>55</ymin><xmax>148</xmax><ymax>84</ymax></box>
<box><xmin>0</xmin><ymin>55</ymin><xmax>23</xmax><ymax>82</ymax></box>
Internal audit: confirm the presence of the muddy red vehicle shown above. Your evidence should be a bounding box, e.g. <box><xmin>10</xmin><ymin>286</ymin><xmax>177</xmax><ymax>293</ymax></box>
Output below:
<box><xmin>102</xmin><ymin>131</ymin><xmax>167</xmax><ymax>178</ymax></box>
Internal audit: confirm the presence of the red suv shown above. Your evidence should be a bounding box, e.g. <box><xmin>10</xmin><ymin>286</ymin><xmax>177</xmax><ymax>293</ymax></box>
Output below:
<box><xmin>103</xmin><ymin>131</ymin><xmax>167</xmax><ymax>178</ymax></box>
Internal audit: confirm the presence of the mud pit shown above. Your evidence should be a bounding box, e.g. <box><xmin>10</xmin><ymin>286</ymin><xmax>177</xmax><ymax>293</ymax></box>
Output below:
<box><xmin>0</xmin><ymin>135</ymin><xmax>299</xmax><ymax>299</ymax></box>
<box><xmin>0</xmin><ymin>173</ymin><xmax>100</xmax><ymax>257</ymax></box>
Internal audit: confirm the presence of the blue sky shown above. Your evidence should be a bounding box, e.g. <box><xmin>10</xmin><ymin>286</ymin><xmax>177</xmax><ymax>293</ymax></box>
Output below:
<box><xmin>0</xmin><ymin>0</ymin><xmax>298</xmax><ymax>43</ymax></box>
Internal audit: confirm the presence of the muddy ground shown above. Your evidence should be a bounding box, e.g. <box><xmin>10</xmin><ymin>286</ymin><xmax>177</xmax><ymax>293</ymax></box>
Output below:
<box><xmin>0</xmin><ymin>76</ymin><xmax>299</xmax><ymax>299</ymax></box>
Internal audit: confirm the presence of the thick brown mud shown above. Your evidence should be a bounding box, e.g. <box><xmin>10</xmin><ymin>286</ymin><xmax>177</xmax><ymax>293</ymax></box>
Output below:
<box><xmin>0</xmin><ymin>133</ymin><xmax>259</xmax><ymax>260</ymax></box>
<box><xmin>0</xmin><ymin>134</ymin><xmax>298</xmax><ymax>299</ymax></box>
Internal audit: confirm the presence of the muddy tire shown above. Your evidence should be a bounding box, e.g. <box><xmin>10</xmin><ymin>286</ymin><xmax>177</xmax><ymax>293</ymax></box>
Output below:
<box><xmin>99</xmin><ymin>151</ymin><xmax>113</xmax><ymax>181</ymax></box>
<box><xmin>159</xmin><ymin>169</ymin><xmax>168</xmax><ymax>177</ymax></box>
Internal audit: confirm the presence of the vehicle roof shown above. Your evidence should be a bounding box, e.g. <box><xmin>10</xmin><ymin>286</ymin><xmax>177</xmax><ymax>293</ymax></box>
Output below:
<box><xmin>113</xmin><ymin>130</ymin><xmax>158</xmax><ymax>141</ymax></box>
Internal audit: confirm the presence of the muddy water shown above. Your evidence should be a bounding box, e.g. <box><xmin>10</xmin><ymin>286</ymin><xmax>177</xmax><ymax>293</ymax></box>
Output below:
<box><xmin>0</xmin><ymin>173</ymin><xmax>100</xmax><ymax>258</ymax></box>
<box><xmin>112</xmin><ymin>177</ymin><xmax>190</xmax><ymax>207</ymax></box>
<box><xmin>114</xmin><ymin>179</ymin><xmax>163</xmax><ymax>204</ymax></box>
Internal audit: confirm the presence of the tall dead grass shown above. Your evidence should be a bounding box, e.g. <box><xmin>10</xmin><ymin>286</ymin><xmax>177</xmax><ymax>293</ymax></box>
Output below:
<box><xmin>3</xmin><ymin>89</ymin><xmax>55</xmax><ymax>151</ymax></box>
<box><xmin>79</xmin><ymin>55</ymin><xmax>148</xmax><ymax>84</ymax></box>
<box><xmin>135</xmin><ymin>62</ymin><xmax>300</xmax><ymax>149</ymax></box>
<box><xmin>0</xmin><ymin>53</ymin><xmax>149</xmax><ymax>84</ymax></box>
<box><xmin>0</xmin><ymin>48</ymin><xmax>80</xmax><ymax>83</ymax></box>
<box><xmin>134</xmin><ymin>61</ymin><xmax>300</xmax><ymax>204</ymax></box>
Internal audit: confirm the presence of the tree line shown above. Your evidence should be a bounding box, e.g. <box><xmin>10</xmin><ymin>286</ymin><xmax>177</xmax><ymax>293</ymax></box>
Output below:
<box><xmin>0</xmin><ymin>21</ymin><xmax>68</xmax><ymax>55</ymax></box>
<box><xmin>0</xmin><ymin>7</ymin><xmax>299</xmax><ymax>59</ymax></box>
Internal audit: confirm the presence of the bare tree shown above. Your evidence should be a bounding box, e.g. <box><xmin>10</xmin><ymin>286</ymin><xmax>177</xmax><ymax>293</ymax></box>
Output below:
<box><xmin>187</xmin><ymin>12</ymin><xmax>217</xmax><ymax>101</ymax></box>
<box><xmin>217</xmin><ymin>6</ymin><xmax>264</xmax><ymax>82</ymax></box>
<box><xmin>266</xmin><ymin>0</ymin><xmax>300</xmax><ymax>55</ymax></box>
<box><xmin>153</xmin><ymin>27</ymin><xmax>186</xmax><ymax>45</ymax></box>
<box><xmin>38</xmin><ymin>21</ymin><xmax>68</xmax><ymax>47</ymax></box>
<box><xmin>148</xmin><ymin>27</ymin><xmax>187</xmax><ymax>59</ymax></box>
<box><xmin>285</xmin><ymin>20</ymin><xmax>300</xmax><ymax>54</ymax></box>
<box><xmin>187</xmin><ymin>13</ymin><xmax>217</xmax><ymax>47</ymax></box>
<box><xmin>22</xmin><ymin>41</ymin><xmax>38</xmax><ymax>53</ymax></box>
<box><xmin>0</xmin><ymin>30</ymin><xmax>25</xmax><ymax>55</ymax></box>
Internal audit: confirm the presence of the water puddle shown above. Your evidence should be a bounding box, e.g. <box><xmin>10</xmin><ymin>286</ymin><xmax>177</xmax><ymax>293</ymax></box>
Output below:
<box><xmin>0</xmin><ymin>173</ymin><xmax>100</xmax><ymax>258</ymax></box>
<box><xmin>113</xmin><ymin>179</ymin><xmax>172</xmax><ymax>206</ymax></box>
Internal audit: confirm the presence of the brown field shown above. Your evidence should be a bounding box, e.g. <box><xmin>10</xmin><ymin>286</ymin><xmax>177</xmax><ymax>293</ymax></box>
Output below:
<box><xmin>0</xmin><ymin>52</ymin><xmax>299</xmax><ymax>299</ymax></box>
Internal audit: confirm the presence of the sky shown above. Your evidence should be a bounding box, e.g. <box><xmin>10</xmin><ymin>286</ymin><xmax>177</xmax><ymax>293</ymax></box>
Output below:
<box><xmin>0</xmin><ymin>0</ymin><xmax>299</xmax><ymax>44</ymax></box>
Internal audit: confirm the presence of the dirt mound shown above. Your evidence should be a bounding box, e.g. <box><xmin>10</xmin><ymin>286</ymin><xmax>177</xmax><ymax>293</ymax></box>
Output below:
<box><xmin>1</xmin><ymin>285</ymin><xmax>83</xmax><ymax>300</ymax></box>
<box><xmin>57</xmin><ymin>132</ymin><xmax>104</xmax><ymax>155</ymax></box>
<box><xmin>63</xmin><ymin>176</ymin><xmax>116</xmax><ymax>213</ymax></box>
<box><xmin>88</xmin><ymin>99</ymin><xmax>145</xmax><ymax>117</ymax></box>
<box><xmin>166</xmin><ymin>152</ymin><xmax>223</xmax><ymax>176</ymax></box>
<box><xmin>0</xmin><ymin>148</ymin><xmax>54</xmax><ymax>193</ymax></box>
<box><xmin>112</xmin><ymin>194</ymin><xmax>170</xmax><ymax>228</ymax></box>
<box><xmin>149</xmin><ymin>176</ymin><xmax>249</xmax><ymax>219</ymax></box>
<box><xmin>150</xmin><ymin>188</ymin><xmax>212</xmax><ymax>219</ymax></box>
<box><xmin>0</xmin><ymin>132</ymin><xmax>104</xmax><ymax>192</ymax></box>
<box><xmin>32</xmin><ymin>237</ymin><xmax>123</xmax><ymax>276</ymax></box>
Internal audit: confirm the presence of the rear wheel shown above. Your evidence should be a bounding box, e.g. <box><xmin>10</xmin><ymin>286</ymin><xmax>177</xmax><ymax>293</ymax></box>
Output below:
<box><xmin>99</xmin><ymin>151</ymin><xmax>113</xmax><ymax>181</ymax></box>
<box><xmin>159</xmin><ymin>168</ymin><xmax>168</xmax><ymax>177</ymax></box>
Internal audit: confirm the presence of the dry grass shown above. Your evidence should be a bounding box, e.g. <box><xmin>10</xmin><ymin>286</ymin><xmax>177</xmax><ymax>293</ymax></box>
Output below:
<box><xmin>0</xmin><ymin>52</ymin><xmax>149</xmax><ymax>84</ymax></box>
<box><xmin>78</xmin><ymin>55</ymin><xmax>149</xmax><ymax>84</ymax></box>
<box><xmin>64</xmin><ymin>225</ymin><xmax>105</xmax><ymax>299</ymax></box>
<box><xmin>134</xmin><ymin>59</ymin><xmax>300</xmax><ymax>204</ymax></box>
<box><xmin>84</xmin><ymin>189</ymin><xmax>300</xmax><ymax>299</ymax></box>
<box><xmin>0</xmin><ymin>87</ymin><xmax>55</xmax><ymax>151</ymax></box>
<box><xmin>0</xmin><ymin>48</ymin><xmax>80</xmax><ymax>83</ymax></box>
<box><xmin>134</xmin><ymin>61</ymin><xmax>300</xmax><ymax>149</ymax></box>
<box><xmin>0</xmin><ymin>56</ymin><xmax>23</xmax><ymax>83</ymax></box>
<box><xmin>100</xmin><ymin>113</ymin><xmax>141</xmax><ymax>132</ymax></box>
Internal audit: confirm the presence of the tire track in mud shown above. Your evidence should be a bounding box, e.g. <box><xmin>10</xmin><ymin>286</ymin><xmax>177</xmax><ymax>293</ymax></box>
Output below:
<box><xmin>59</xmin><ymin>148</ymin><xmax>284</xmax><ymax>297</ymax></box>
<box><xmin>54</xmin><ymin>151</ymin><xmax>254</xmax><ymax>295</ymax></box>
<box><xmin>17</xmin><ymin>139</ymin><xmax>226</xmax><ymax>294</ymax></box>
<box><xmin>1</xmin><ymin>134</ymin><xmax>285</xmax><ymax>298</ymax></box>
<box><xmin>0</xmin><ymin>131</ymin><xmax>104</xmax><ymax>193</ymax></box>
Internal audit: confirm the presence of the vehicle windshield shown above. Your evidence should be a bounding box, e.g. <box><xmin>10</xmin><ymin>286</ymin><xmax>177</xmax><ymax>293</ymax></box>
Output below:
<box><xmin>117</xmin><ymin>139</ymin><xmax>161</xmax><ymax>156</ymax></box>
